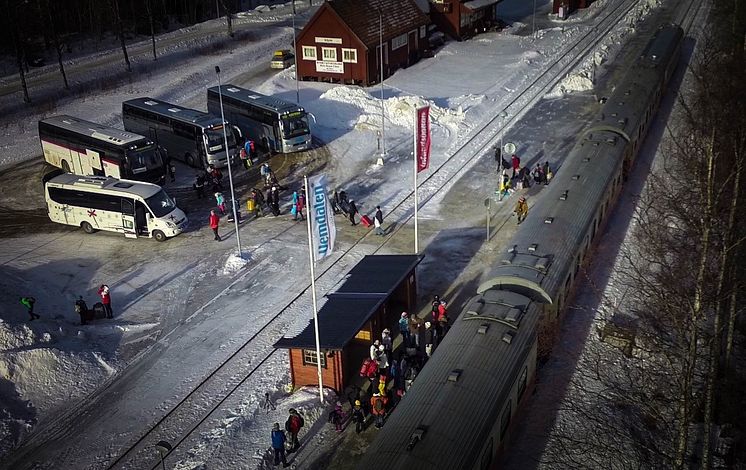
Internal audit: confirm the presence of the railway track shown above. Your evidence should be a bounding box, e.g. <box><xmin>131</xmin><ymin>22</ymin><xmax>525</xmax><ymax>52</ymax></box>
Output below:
<box><xmin>4</xmin><ymin>1</ymin><xmax>693</xmax><ymax>468</ymax></box>
<box><xmin>98</xmin><ymin>1</ymin><xmax>665</xmax><ymax>468</ymax></box>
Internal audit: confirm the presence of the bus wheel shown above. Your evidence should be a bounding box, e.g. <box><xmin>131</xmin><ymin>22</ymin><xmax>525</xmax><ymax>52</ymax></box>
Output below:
<box><xmin>81</xmin><ymin>222</ymin><xmax>96</xmax><ymax>234</ymax></box>
<box><xmin>62</xmin><ymin>160</ymin><xmax>71</xmax><ymax>173</ymax></box>
<box><xmin>153</xmin><ymin>230</ymin><xmax>167</xmax><ymax>242</ymax></box>
<box><xmin>186</xmin><ymin>153</ymin><xmax>196</xmax><ymax>168</ymax></box>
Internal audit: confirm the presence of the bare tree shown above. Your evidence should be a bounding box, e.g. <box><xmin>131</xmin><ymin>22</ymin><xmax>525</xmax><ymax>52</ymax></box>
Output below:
<box><xmin>145</xmin><ymin>0</ymin><xmax>158</xmax><ymax>60</ymax></box>
<box><xmin>111</xmin><ymin>0</ymin><xmax>131</xmax><ymax>72</ymax></box>
<box><xmin>44</xmin><ymin>0</ymin><xmax>69</xmax><ymax>89</ymax></box>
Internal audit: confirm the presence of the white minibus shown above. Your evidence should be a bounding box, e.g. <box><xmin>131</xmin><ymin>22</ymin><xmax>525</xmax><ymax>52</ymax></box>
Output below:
<box><xmin>44</xmin><ymin>172</ymin><xmax>187</xmax><ymax>241</ymax></box>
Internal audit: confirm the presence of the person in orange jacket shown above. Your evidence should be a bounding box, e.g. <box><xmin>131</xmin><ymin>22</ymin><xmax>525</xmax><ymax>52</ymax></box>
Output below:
<box><xmin>209</xmin><ymin>209</ymin><xmax>221</xmax><ymax>241</ymax></box>
<box><xmin>370</xmin><ymin>392</ymin><xmax>388</xmax><ymax>428</ymax></box>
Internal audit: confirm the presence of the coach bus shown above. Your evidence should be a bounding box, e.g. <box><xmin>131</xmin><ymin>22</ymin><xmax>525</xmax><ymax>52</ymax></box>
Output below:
<box><xmin>207</xmin><ymin>85</ymin><xmax>312</xmax><ymax>154</ymax></box>
<box><xmin>38</xmin><ymin>115</ymin><xmax>166</xmax><ymax>184</ymax></box>
<box><xmin>122</xmin><ymin>97</ymin><xmax>237</xmax><ymax>169</ymax></box>
<box><xmin>43</xmin><ymin>171</ymin><xmax>187</xmax><ymax>242</ymax></box>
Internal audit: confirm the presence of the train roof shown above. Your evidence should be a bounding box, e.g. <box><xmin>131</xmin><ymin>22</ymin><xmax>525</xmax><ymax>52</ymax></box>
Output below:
<box><xmin>479</xmin><ymin>131</ymin><xmax>626</xmax><ymax>304</ymax></box>
<box><xmin>122</xmin><ymin>97</ymin><xmax>225</xmax><ymax>127</ymax></box>
<box><xmin>39</xmin><ymin>115</ymin><xmax>148</xmax><ymax>147</ymax></box>
<box><xmin>208</xmin><ymin>85</ymin><xmax>305</xmax><ymax>115</ymax></box>
<box><xmin>46</xmin><ymin>173</ymin><xmax>162</xmax><ymax>199</ymax></box>
<box><xmin>587</xmin><ymin>24</ymin><xmax>682</xmax><ymax>141</ymax></box>
<box><xmin>360</xmin><ymin>290</ymin><xmax>539</xmax><ymax>469</ymax></box>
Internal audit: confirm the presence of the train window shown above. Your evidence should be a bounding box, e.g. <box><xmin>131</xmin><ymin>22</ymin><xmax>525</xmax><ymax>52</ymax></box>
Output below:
<box><xmin>500</xmin><ymin>400</ymin><xmax>512</xmax><ymax>439</ymax></box>
<box><xmin>518</xmin><ymin>366</ymin><xmax>528</xmax><ymax>398</ymax></box>
<box><xmin>480</xmin><ymin>437</ymin><xmax>493</xmax><ymax>470</ymax></box>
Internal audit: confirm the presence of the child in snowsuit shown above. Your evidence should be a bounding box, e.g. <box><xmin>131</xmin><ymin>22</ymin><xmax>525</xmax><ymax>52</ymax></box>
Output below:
<box><xmin>514</xmin><ymin>196</ymin><xmax>529</xmax><ymax>224</ymax></box>
<box><xmin>215</xmin><ymin>192</ymin><xmax>226</xmax><ymax>215</ymax></box>
<box><xmin>328</xmin><ymin>401</ymin><xmax>346</xmax><ymax>432</ymax></box>
<box><xmin>271</xmin><ymin>423</ymin><xmax>289</xmax><ymax>467</ymax></box>
<box><xmin>20</xmin><ymin>296</ymin><xmax>40</xmax><ymax>321</ymax></box>
<box><xmin>352</xmin><ymin>400</ymin><xmax>366</xmax><ymax>434</ymax></box>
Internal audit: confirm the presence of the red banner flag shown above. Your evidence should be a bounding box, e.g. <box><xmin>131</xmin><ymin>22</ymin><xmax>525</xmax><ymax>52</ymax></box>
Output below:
<box><xmin>416</xmin><ymin>106</ymin><xmax>431</xmax><ymax>173</ymax></box>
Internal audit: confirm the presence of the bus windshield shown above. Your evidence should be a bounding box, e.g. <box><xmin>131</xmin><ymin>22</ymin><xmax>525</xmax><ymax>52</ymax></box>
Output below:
<box><xmin>281</xmin><ymin>113</ymin><xmax>310</xmax><ymax>139</ymax></box>
<box><xmin>204</xmin><ymin>127</ymin><xmax>236</xmax><ymax>153</ymax></box>
<box><xmin>145</xmin><ymin>189</ymin><xmax>177</xmax><ymax>217</ymax></box>
<box><xmin>126</xmin><ymin>145</ymin><xmax>163</xmax><ymax>174</ymax></box>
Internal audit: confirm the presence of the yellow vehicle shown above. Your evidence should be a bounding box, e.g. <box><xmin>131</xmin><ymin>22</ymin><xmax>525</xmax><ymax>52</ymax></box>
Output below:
<box><xmin>270</xmin><ymin>49</ymin><xmax>295</xmax><ymax>69</ymax></box>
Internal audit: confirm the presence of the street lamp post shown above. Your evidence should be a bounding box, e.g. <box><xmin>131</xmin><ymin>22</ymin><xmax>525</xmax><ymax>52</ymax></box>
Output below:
<box><xmin>499</xmin><ymin>111</ymin><xmax>508</xmax><ymax>154</ymax></box>
<box><xmin>377</xmin><ymin>10</ymin><xmax>386</xmax><ymax>166</ymax></box>
<box><xmin>292</xmin><ymin>0</ymin><xmax>299</xmax><ymax>103</ymax></box>
<box><xmin>214</xmin><ymin>66</ymin><xmax>243</xmax><ymax>258</ymax></box>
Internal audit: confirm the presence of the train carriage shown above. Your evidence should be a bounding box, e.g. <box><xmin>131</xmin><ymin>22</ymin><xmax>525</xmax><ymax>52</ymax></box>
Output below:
<box><xmin>359</xmin><ymin>25</ymin><xmax>684</xmax><ymax>470</ymax></box>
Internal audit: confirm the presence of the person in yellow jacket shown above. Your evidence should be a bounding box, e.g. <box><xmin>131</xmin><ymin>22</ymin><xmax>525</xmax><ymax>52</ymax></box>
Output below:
<box><xmin>514</xmin><ymin>196</ymin><xmax>529</xmax><ymax>224</ymax></box>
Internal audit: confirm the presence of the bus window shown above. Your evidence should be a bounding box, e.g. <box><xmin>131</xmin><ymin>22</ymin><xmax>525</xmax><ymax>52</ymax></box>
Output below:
<box><xmin>121</xmin><ymin>198</ymin><xmax>135</xmax><ymax>216</ymax></box>
<box><xmin>145</xmin><ymin>189</ymin><xmax>176</xmax><ymax>217</ymax></box>
<box><xmin>281</xmin><ymin>113</ymin><xmax>310</xmax><ymax>139</ymax></box>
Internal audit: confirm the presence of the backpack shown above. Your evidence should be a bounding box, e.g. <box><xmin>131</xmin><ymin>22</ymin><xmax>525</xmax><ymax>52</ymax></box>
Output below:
<box><xmin>374</xmin><ymin>398</ymin><xmax>384</xmax><ymax>413</ymax></box>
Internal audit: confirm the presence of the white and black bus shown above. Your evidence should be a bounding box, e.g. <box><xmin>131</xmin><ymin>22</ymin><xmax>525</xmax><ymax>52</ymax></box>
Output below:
<box><xmin>122</xmin><ymin>97</ymin><xmax>238</xmax><ymax>169</ymax></box>
<box><xmin>207</xmin><ymin>85</ymin><xmax>312</xmax><ymax>154</ymax></box>
<box><xmin>44</xmin><ymin>171</ymin><xmax>187</xmax><ymax>242</ymax></box>
<box><xmin>39</xmin><ymin>115</ymin><xmax>166</xmax><ymax>184</ymax></box>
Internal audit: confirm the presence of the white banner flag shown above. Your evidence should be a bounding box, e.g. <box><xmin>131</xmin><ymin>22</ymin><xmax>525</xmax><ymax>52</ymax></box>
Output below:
<box><xmin>308</xmin><ymin>174</ymin><xmax>336</xmax><ymax>260</ymax></box>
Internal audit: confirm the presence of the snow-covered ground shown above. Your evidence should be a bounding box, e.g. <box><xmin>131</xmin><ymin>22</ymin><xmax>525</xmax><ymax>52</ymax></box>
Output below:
<box><xmin>0</xmin><ymin>0</ymin><xmax>675</xmax><ymax>467</ymax></box>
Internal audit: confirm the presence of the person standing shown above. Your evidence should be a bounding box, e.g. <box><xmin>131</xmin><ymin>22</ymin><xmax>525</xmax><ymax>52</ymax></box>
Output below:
<box><xmin>168</xmin><ymin>163</ymin><xmax>176</xmax><ymax>183</ymax></box>
<box><xmin>98</xmin><ymin>284</ymin><xmax>113</xmax><ymax>319</ymax></box>
<box><xmin>543</xmin><ymin>161</ymin><xmax>552</xmax><ymax>184</ymax></box>
<box><xmin>348</xmin><ymin>199</ymin><xmax>358</xmax><ymax>226</ymax></box>
<box><xmin>296</xmin><ymin>190</ymin><xmax>305</xmax><ymax>221</ymax></box>
<box><xmin>285</xmin><ymin>408</ymin><xmax>304</xmax><ymax>452</ymax></box>
<box><xmin>511</xmin><ymin>154</ymin><xmax>521</xmax><ymax>178</ymax></box>
<box><xmin>424</xmin><ymin>321</ymin><xmax>436</xmax><ymax>358</ymax></box>
<box><xmin>209</xmin><ymin>209</ymin><xmax>221</xmax><ymax>241</ymax></box>
<box><xmin>19</xmin><ymin>296</ymin><xmax>40</xmax><ymax>321</ymax></box>
<box><xmin>398</xmin><ymin>312</ymin><xmax>410</xmax><ymax>345</ymax></box>
<box><xmin>194</xmin><ymin>173</ymin><xmax>206</xmax><ymax>199</ymax></box>
<box><xmin>381</xmin><ymin>328</ymin><xmax>393</xmax><ymax>362</ymax></box>
<box><xmin>514</xmin><ymin>196</ymin><xmax>529</xmax><ymax>224</ymax></box>
<box><xmin>215</xmin><ymin>192</ymin><xmax>226</xmax><ymax>215</ymax></box>
<box><xmin>376</xmin><ymin>344</ymin><xmax>389</xmax><ymax>376</ymax></box>
<box><xmin>408</xmin><ymin>313</ymin><xmax>422</xmax><ymax>349</ymax></box>
<box><xmin>270</xmin><ymin>423</ymin><xmax>289</xmax><ymax>468</ymax></box>
<box><xmin>239</xmin><ymin>146</ymin><xmax>249</xmax><ymax>169</ymax></box>
<box><xmin>370</xmin><ymin>393</ymin><xmax>388</xmax><ymax>428</ymax></box>
<box><xmin>75</xmin><ymin>296</ymin><xmax>89</xmax><ymax>325</ymax></box>
<box><xmin>269</xmin><ymin>186</ymin><xmax>281</xmax><ymax>216</ymax></box>
<box><xmin>251</xmin><ymin>188</ymin><xmax>265</xmax><ymax>218</ymax></box>
<box><xmin>374</xmin><ymin>206</ymin><xmax>384</xmax><ymax>235</ymax></box>
<box><xmin>352</xmin><ymin>400</ymin><xmax>366</xmax><ymax>434</ymax></box>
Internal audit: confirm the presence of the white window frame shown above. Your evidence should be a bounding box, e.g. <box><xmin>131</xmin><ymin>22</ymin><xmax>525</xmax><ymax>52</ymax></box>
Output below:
<box><xmin>391</xmin><ymin>33</ymin><xmax>408</xmax><ymax>51</ymax></box>
<box><xmin>342</xmin><ymin>48</ymin><xmax>357</xmax><ymax>63</ymax></box>
<box><xmin>302</xmin><ymin>46</ymin><xmax>317</xmax><ymax>60</ymax></box>
<box><xmin>321</xmin><ymin>47</ymin><xmax>337</xmax><ymax>61</ymax></box>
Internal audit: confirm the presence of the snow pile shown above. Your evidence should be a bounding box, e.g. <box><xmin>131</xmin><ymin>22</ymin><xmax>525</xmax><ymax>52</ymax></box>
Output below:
<box><xmin>317</xmin><ymin>86</ymin><xmax>464</xmax><ymax>133</ymax></box>
<box><xmin>221</xmin><ymin>251</ymin><xmax>250</xmax><ymax>276</ymax></box>
<box><xmin>0</xmin><ymin>320</ymin><xmax>118</xmax><ymax>456</ymax></box>
<box><xmin>547</xmin><ymin>0</ymin><xmax>661</xmax><ymax>97</ymax></box>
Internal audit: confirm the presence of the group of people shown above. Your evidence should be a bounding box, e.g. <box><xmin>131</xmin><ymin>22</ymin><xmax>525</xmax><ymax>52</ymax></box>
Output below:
<box><xmin>496</xmin><ymin>151</ymin><xmax>553</xmax><ymax>199</ymax></box>
<box><xmin>19</xmin><ymin>284</ymin><xmax>113</xmax><ymax>325</ymax></box>
<box><xmin>331</xmin><ymin>190</ymin><xmax>360</xmax><ymax>226</ymax></box>
<box><xmin>270</xmin><ymin>408</ymin><xmax>305</xmax><ymax>468</ymax></box>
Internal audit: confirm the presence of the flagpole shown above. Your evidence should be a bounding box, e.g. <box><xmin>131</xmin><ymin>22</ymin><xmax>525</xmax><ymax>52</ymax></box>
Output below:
<box><xmin>304</xmin><ymin>175</ymin><xmax>324</xmax><ymax>404</ymax></box>
<box><xmin>413</xmin><ymin>108</ymin><xmax>419</xmax><ymax>255</ymax></box>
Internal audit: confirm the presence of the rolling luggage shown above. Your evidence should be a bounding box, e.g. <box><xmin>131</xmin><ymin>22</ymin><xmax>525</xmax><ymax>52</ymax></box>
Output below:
<box><xmin>360</xmin><ymin>215</ymin><xmax>373</xmax><ymax>228</ymax></box>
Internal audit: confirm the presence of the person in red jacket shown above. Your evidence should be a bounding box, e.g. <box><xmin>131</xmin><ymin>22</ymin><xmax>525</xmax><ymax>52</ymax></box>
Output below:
<box><xmin>209</xmin><ymin>209</ymin><xmax>221</xmax><ymax>241</ymax></box>
<box><xmin>98</xmin><ymin>284</ymin><xmax>113</xmax><ymax>319</ymax></box>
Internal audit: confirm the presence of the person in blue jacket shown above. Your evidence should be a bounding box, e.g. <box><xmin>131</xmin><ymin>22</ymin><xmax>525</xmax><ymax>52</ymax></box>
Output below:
<box><xmin>271</xmin><ymin>423</ymin><xmax>289</xmax><ymax>467</ymax></box>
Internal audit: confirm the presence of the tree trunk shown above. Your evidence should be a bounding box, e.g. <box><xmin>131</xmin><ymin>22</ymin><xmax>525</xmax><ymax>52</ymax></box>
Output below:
<box><xmin>10</xmin><ymin>5</ymin><xmax>31</xmax><ymax>103</ymax></box>
<box><xmin>145</xmin><ymin>0</ymin><xmax>157</xmax><ymax>60</ymax></box>
<box><xmin>220</xmin><ymin>0</ymin><xmax>233</xmax><ymax>37</ymax></box>
<box><xmin>111</xmin><ymin>0</ymin><xmax>131</xmax><ymax>72</ymax></box>
<box><xmin>675</xmin><ymin>131</ymin><xmax>716</xmax><ymax>469</ymax></box>
<box><xmin>45</xmin><ymin>0</ymin><xmax>69</xmax><ymax>89</ymax></box>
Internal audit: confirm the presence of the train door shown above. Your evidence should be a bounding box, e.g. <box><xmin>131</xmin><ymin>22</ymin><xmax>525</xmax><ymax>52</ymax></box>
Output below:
<box><xmin>121</xmin><ymin>198</ymin><xmax>137</xmax><ymax>238</ymax></box>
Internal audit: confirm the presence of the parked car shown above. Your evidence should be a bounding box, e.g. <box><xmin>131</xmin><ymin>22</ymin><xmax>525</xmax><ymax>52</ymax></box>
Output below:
<box><xmin>270</xmin><ymin>49</ymin><xmax>295</xmax><ymax>69</ymax></box>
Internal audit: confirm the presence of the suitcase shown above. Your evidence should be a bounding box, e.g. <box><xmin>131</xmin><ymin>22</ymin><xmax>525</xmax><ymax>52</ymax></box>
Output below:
<box><xmin>360</xmin><ymin>215</ymin><xmax>373</xmax><ymax>228</ymax></box>
<box><xmin>246</xmin><ymin>200</ymin><xmax>255</xmax><ymax>212</ymax></box>
<box><xmin>360</xmin><ymin>358</ymin><xmax>378</xmax><ymax>378</ymax></box>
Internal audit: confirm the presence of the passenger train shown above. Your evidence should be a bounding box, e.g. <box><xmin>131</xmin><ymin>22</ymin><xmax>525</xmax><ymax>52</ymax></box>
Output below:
<box><xmin>358</xmin><ymin>24</ymin><xmax>684</xmax><ymax>470</ymax></box>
